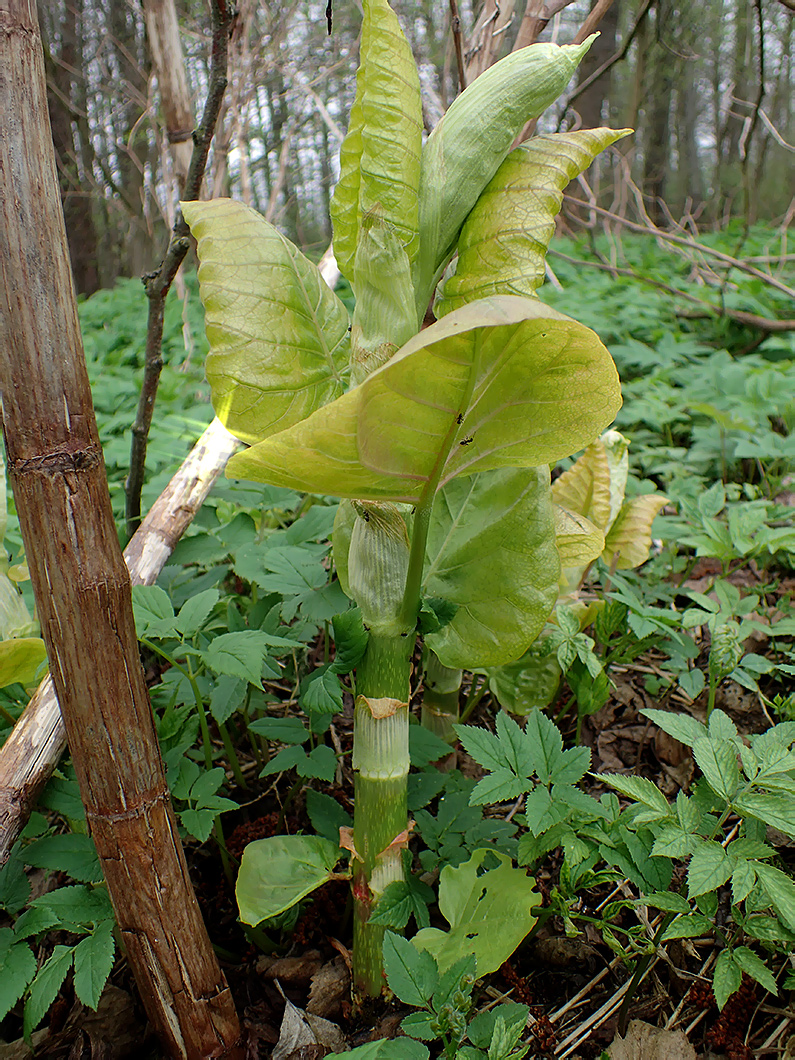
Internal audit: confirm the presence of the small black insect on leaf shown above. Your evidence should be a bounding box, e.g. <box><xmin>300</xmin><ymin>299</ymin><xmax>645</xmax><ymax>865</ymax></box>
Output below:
<box><xmin>459</xmin><ymin>436</ymin><xmax>474</xmax><ymax>446</ymax></box>
<box><xmin>325</xmin><ymin>0</ymin><xmax>333</xmax><ymax>34</ymax></box>
<box><xmin>456</xmin><ymin>413</ymin><xmax>463</xmax><ymax>425</ymax></box>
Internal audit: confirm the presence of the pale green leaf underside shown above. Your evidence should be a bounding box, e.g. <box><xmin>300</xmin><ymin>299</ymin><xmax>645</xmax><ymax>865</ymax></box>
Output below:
<box><xmin>330</xmin><ymin>0</ymin><xmax>422</xmax><ymax>282</ymax></box>
<box><xmin>553</xmin><ymin>505</ymin><xmax>604</xmax><ymax>568</ymax></box>
<box><xmin>236</xmin><ymin>835</ymin><xmax>341</xmax><ymax>925</ymax></box>
<box><xmin>226</xmin><ymin>296</ymin><xmax>622</xmax><ymax>502</ymax></box>
<box><xmin>182</xmin><ymin>198</ymin><xmax>350</xmax><ymax>445</ymax></box>
<box><xmin>436</xmin><ymin>128</ymin><xmax>632</xmax><ymax>317</ymax></box>
<box><xmin>423</xmin><ymin>468</ymin><xmax>559</xmax><ymax>668</ymax></box>
<box><xmin>415</xmin><ymin>38</ymin><xmax>594</xmax><ymax>314</ymax></box>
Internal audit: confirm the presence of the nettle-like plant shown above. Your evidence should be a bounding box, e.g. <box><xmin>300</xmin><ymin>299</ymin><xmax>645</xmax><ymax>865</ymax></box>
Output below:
<box><xmin>183</xmin><ymin>0</ymin><xmax>629</xmax><ymax>994</ymax></box>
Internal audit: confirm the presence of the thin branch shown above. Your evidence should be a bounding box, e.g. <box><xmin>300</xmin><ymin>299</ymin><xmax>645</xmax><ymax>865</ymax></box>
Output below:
<box><xmin>449</xmin><ymin>0</ymin><xmax>467</xmax><ymax>91</ymax></box>
<box><xmin>125</xmin><ymin>0</ymin><xmax>235</xmax><ymax>537</ymax></box>
<box><xmin>572</xmin><ymin>0</ymin><xmax>616</xmax><ymax>44</ymax></box>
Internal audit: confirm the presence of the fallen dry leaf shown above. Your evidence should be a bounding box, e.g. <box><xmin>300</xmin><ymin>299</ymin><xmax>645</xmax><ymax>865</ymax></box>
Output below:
<box><xmin>607</xmin><ymin>1018</ymin><xmax>696</xmax><ymax>1060</ymax></box>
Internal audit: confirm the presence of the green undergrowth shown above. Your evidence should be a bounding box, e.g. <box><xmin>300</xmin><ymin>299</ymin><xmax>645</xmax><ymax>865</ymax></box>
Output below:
<box><xmin>0</xmin><ymin>229</ymin><xmax>794</xmax><ymax>1051</ymax></box>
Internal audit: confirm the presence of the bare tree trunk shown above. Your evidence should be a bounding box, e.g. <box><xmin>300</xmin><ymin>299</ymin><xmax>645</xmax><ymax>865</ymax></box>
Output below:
<box><xmin>142</xmin><ymin>0</ymin><xmax>194</xmax><ymax>187</ymax></box>
<box><xmin>0</xmin><ymin>3</ymin><xmax>242</xmax><ymax>1057</ymax></box>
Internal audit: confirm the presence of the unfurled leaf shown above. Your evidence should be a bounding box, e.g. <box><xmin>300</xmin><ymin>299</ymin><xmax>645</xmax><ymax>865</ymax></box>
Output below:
<box><xmin>436</xmin><ymin>128</ymin><xmax>631</xmax><ymax>317</ymax></box>
<box><xmin>415</xmin><ymin>39</ymin><xmax>595</xmax><ymax>314</ymax></box>
<box><xmin>412</xmin><ymin>849</ymin><xmax>540</xmax><ymax>975</ymax></box>
<box><xmin>731</xmin><ymin>946</ymin><xmax>778</xmax><ymax>997</ymax></box>
<box><xmin>688</xmin><ymin>841</ymin><xmax>733</xmax><ymax>897</ymax></box>
<box><xmin>23</xmin><ymin>834</ymin><xmax>103</xmax><ymax>885</ymax></box>
<box><xmin>599</xmin><ymin>774</ymin><xmax>671</xmax><ymax>818</ymax></box>
<box><xmin>202</xmin><ymin>631</ymin><xmax>273</xmax><ymax>684</ymax></box>
<box><xmin>527</xmin><ymin>709</ymin><xmax>589</xmax><ymax>785</ymax></box>
<box><xmin>733</xmin><ymin>793</ymin><xmax>795</xmax><ymax>839</ymax></box>
<box><xmin>182</xmin><ymin>199</ymin><xmax>350</xmax><ymax>445</ymax></box>
<box><xmin>553</xmin><ymin>506</ymin><xmax>604</xmax><ymax>569</ymax></box>
<box><xmin>330</xmin><ymin>0</ymin><xmax>422</xmax><ymax>282</ymax></box>
<box><xmin>423</xmin><ymin>468</ymin><xmax>559</xmax><ymax>668</ymax></box>
<box><xmin>0</xmin><ymin>931</ymin><xmax>36</xmax><ymax>1022</ymax></box>
<box><xmin>603</xmin><ymin>493</ymin><xmax>668</xmax><ymax>570</ymax></box>
<box><xmin>305</xmin><ymin>790</ymin><xmax>351</xmax><ymax>845</ymax></box>
<box><xmin>24</xmin><ymin>945</ymin><xmax>74</xmax><ymax>1038</ymax></box>
<box><xmin>236</xmin><ymin>836</ymin><xmax>342</xmax><ymax>925</ymax></box>
<box><xmin>175</xmin><ymin>589</ymin><xmax>220</xmax><ymax>638</ymax></box>
<box><xmin>712</xmin><ymin>949</ymin><xmax>741</xmax><ymax>1011</ymax></box>
<box><xmin>0</xmin><ymin>637</ymin><xmax>47</xmax><ymax>689</ymax></box>
<box><xmin>72</xmin><ymin>921</ymin><xmax>115</xmax><ymax>1010</ymax></box>
<box><xmin>693</xmin><ymin>737</ymin><xmax>740</xmax><ymax>800</ymax></box>
<box><xmin>383</xmin><ymin>930</ymin><xmax>438</xmax><ymax>1007</ymax></box>
<box><xmin>300</xmin><ymin>668</ymin><xmax>344</xmax><ymax>716</ymax></box>
<box><xmin>486</xmin><ymin>647</ymin><xmax>561</xmax><ymax>716</ymax></box>
<box><xmin>131</xmin><ymin>584</ymin><xmax>176</xmax><ymax>639</ymax></box>
<box><xmin>209</xmin><ymin>675</ymin><xmax>246</xmax><ymax>725</ymax></box>
<box><xmin>641</xmin><ymin>709</ymin><xmax>706</xmax><ymax>748</ymax></box>
<box><xmin>753</xmin><ymin>862</ymin><xmax>795</xmax><ymax>932</ymax></box>
<box><xmin>660</xmin><ymin>914</ymin><xmax>713</xmax><ymax>940</ymax></box>
<box><xmin>226</xmin><ymin>297</ymin><xmax>621</xmax><ymax>503</ymax></box>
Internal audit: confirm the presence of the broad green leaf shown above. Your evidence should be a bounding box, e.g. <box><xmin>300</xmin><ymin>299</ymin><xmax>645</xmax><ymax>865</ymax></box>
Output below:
<box><xmin>72</xmin><ymin>921</ymin><xmax>115</xmax><ymax>1010</ymax></box>
<box><xmin>732</xmin><ymin>946</ymin><xmax>778</xmax><ymax>997</ymax></box>
<box><xmin>24</xmin><ymin>886</ymin><xmax>112</xmax><ymax>932</ymax></box>
<box><xmin>412</xmin><ymin>849</ymin><xmax>540</xmax><ymax>975</ymax></box>
<box><xmin>651</xmin><ymin>824</ymin><xmax>697</xmax><ymax>859</ymax></box>
<box><xmin>182</xmin><ymin>199</ymin><xmax>350</xmax><ymax>445</ymax></box>
<box><xmin>236</xmin><ymin>835</ymin><xmax>342</xmax><ymax>925</ymax></box>
<box><xmin>693</xmin><ymin>736</ymin><xmax>740</xmax><ymax>800</ymax></box>
<box><xmin>423</xmin><ymin>468</ymin><xmax>559</xmax><ymax>667</ymax></box>
<box><xmin>470</xmin><ymin>768</ymin><xmax>529</xmax><ymax>806</ymax></box>
<box><xmin>300</xmin><ymin>668</ymin><xmax>344</xmax><ymax>716</ymax></box>
<box><xmin>687</xmin><ymin>841</ymin><xmax>732</xmax><ymax>898</ymax></box>
<box><xmin>733</xmin><ymin>793</ymin><xmax>795</xmax><ymax>839</ymax></box>
<box><xmin>486</xmin><ymin>648</ymin><xmax>561</xmax><ymax>716</ymax></box>
<box><xmin>639</xmin><ymin>891</ymin><xmax>690</xmax><ymax>914</ymax></box>
<box><xmin>0</xmin><ymin>932</ymin><xmax>36</xmax><ymax>1022</ymax></box>
<box><xmin>436</xmin><ymin>128</ymin><xmax>631</xmax><ymax>317</ymax></box>
<box><xmin>660</xmin><ymin>914</ymin><xmax>713</xmax><ymax>940</ymax></box>
<box><xmin>553</xmin><ymin>506</ymin><xmax>604</xmax><ymax>569</ymax></box>
<box><xmin>731</xmin><ymin>861</ymin><xmax>757</xmax><ymax>905</ymax></box>
<box><xmin>640</xmin><ymin>709</ymin><xmax>706</xmax><ymax>748</ymax></box>
<box><xmin>23</xmin><ymin>834</ymin><xmax>103</xmax><ymax>885</ymax></box>
<box><xmin>753</xmin><ymin>862</ymin><xmax>795</xmax><ymax>932</ymax></box>
<box><xmin>330</xmin><ymin>0</ymin><xmax>422</xmax><ymax>282</ymax></box>
<box><xmin>712</xmin><ymin>950</ymin><xmax>741</xmax><ymax>1011</ymax></box>
<box><xmin>467</xmin><ymin>1002</ymin><xmax>530</xmax><ymax>1050</ymax></box>
<box><xmin>415</xmin><ymin>38</ymin><xmax>595</xmax><ymax>314</ymax></box>
<box><xmin>175</xmin><ymin>589</ymin><xmax>220</xmax><ymax>638</ymax></box>
<box><xmin>0</xmin><ymin>573</ymin><xmax>35</xmax><ymax>641</ymax></box>
<box><xmin>24</xmin><ymin>945</ymin><xmax>74</xmax><ymax>1038</ymax></box>
<box><xmin>209</xmin><ymin>675</ymin><xmax>246</xmax><ymax>725</ymax></box>
<box><xmin>131</xmin><ymin>584</ymin><xmax>176</xmax><ymax>639</ymax></box>
<box><xmin>383</xmin><ymin>930</ymin><xmax>438</xmax><ymax>1007</ymax></box>
<box><xmin>599</xmin><ymin>774</ymin><xmax>670</xmax><ymax>818</ymax></box>
<box><xmin>0</xmin><ymin>637</ymin><xmax>47</xmax><ymax>689</ymax></box>
<box><xmin>227</xmin><ymin>296</ymin><xmax>621</xmax><ymax>503</ymax></box>
<box><xmin>305</xmin><ymin>790</ymin><xmax>351</xmax><ymax>845</ymax></box>
<box><xmin>247</xmin><ymin>716</ymin><xmax>308</xmax><ymax>744</ymax></box>
<box><xmin>400</xmin><ymin>1010</ymin><xmax>440</xmax><ymax>1041</ymax></box>
<box><xmin>202</xmin><ymin>630</ymin><xmax>274</xmax><ymax>685</ymax></box>
<box><xmin>603</xmin><ymin>493</ymin><xmax>668</xmax><ymax>570</ymax></box>
<box><xmin>327</xmin><ymin>1042</ymin><xmax>429</xmax><ymax>1060</ymax></box>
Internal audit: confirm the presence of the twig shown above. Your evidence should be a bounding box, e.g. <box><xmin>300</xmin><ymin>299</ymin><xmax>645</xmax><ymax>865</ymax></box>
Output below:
<box><xmin>0</xmin><ymin>418</ymin><xmax>240</xmax><ymax>867</ymax></box>
<box><xmin>449</xmin><ymin>0</ymin><xmax>467</xmax><ymax>92</ymax></box>
<box><xmin>125</xmin><ymin>0</ymin><xmax>235</xmax><ymax>537</ymax></box>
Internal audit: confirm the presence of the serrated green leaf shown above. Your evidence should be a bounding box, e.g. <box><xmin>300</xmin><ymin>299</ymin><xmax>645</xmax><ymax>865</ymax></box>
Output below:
<box><xmin>182</xmin><ymin>199</ymin><xmax>350</xmax><ymax>444</ymax></box>
<box><xmin>25</xmin><ymin>885</ymin><xmax>112</xmax><ymax>931</ymax></box>
<box><xmin>523</xmin><ymin>708</ymin><xmax>566</xmax><ymax>785</ymax></box>
<box><xmin>180</xmin><ymin>808</ymin><xmax>218</xmax><ymax>842</ymax></box>
<box><xmin>248</xmin><ymin>716</ymin><xmax>308</xmax><ymax>744</ymax></box>
<box><xmin>226</xmin><ymin>297</ymin><xmax>621</xmax><ymax>504</ymax></box>
<box><xmin>305</xmin><ymin>790</ymin><xmax>351</xmax><ymax>845</ymax></box>
<box><xmin>753</xmin><ymin>862</ymin><xmax>795</xmax><ymax>932</ymax></box>
<box><xmin>455</xmin><ymin>723</ymin><xmax>508</xmax><ymax>774</ymax></box>
<box><xmin>639</xmin><ymin>891</ymin><xmax>690</xmax><ymax>914</ymax></box>
<box><xmin>660</xmin><ymin>914</ymin><xmax>713</xmax><ymax>940</ymax></box>
<box><xmin>202</xmin><ymin>630</ymin><xmax>273</xmax><ymax>684</ymax></box>
<box><xmin>412</xmin><ymin>849</ymin><xmax>540</xmax><ymax>976</ymax></box>
<box><xmin>72</xmin><ymin>921</ymin><xmax>115</xmax><ymax>1010</ymax></box>
<box><xmin>409</xmin><ymin>724</ymin><xmax>455</xmax><ymax>769</ymax></box>
<box><xmin>712</xmin><ymin>949</ymin><xmax>741</xmax><ymax>1011</ymax></box>
<box><xmin>687</xmin><ymin>841</ymin><xmax>733</xmax><ymax>898</ymax></box>
<box><xmin>423</xmin><ymin>468</ymin><xmax>559</xmax><ymax>668</ymax></box>
<box><xmin>330</xmin><ymin>608</ymin><xmax>369</xmax><ymax>674</ymax></box>
<box><xmin>131</xmin><ymin>584</ymin><xmax>176</xmax><ymax>639</ymax></box>
<box><xmin>640</xmin><ymin>709</ymin><xmax>706</xmax><ymax>747</ymax></box>
<box><xmin>23</xmin><ymin>834</ymin><xmax>103</xmax><ymax>885</ymax></box>
<box><xmin>599</xmin><ymin>774</ymin><xmax>671</xmax><ymax>817</ymax></box>
<box><xmin>468</xmin><ymin>1001</ymin><xmax>530</xmax><ymax>1051</ymax></box>
<box><xmin>731</xmin><ymin>946</ymin><xmax>778</xmax><ymax>997</ymax></box>
<box><xmin>651</xmin><ymin>824</ymin><xmax>697</xmax><ymax>859</ymax></box>
<box><xmin>300</xmin><ymin>668</ymin><xmax>344</xmax><ymax>716</ymax></box>
<box><xmin>236</xmin><ymin>835</ymin><xmax>342</xmax><ymax>925</ymax></box>
<box><xmin>731</xmin><ymin>861</ymin><xmax>757</xmax><ymax>905</ymax></box>
<box><xmin>296</xmin><ymin>745</ymin><xmax>338</xmax><ymax>781</ymax></box>
<box><xmin>495</xmin><ymin>711</ymin><xmax>538</xmax><ymax>780</ymax></box>
<box><xmin>209</xmin><ymin>675</ymin><xmax>246</xmax><ymax>725</ymax></box>
<box><xmin>328</xmin><ymin>1041</ymin><xmax>430</xmax><ymax>1060</ymax></box>
<box><xmin>693</xmin><ymin>736</ymin><xmax>740</xmax><ymax>800</ymax></box>
<box><xmin>470</xmin><ymin>769</ymin><xmax>529</xmax><ymax>806</ymax></box>
<box><xmin>259</xmin><ymin>745</ymin><xmax>307</xmax><ymax>777</ymax></box>
<box><xmin>24</xmin><ymin>945</ymin><xmax>73</xmax><ymax>1038</ymax></box>
<box><xmin>734</xmin><ymin>793</ymin><xmax>795</xmax><ymax>839</ymax></box>
<box><xmin>383</xmin><ymin>930</ymin><xmax>438</xmax><ymax>1007</ymax></box>
<box><xmin>175</xmin><ymin>589</ymin><xmax>220</xmax><ymax>638</ymax></box>
<box><xmin>436</xmin><ymin>129</ymin><xmax>631</xmax><ymax>317</ymax></box>
<box><xmin>0</xmin><ymin>932</ymin><xmax>36</xmax><ymax>1022</ymax></box>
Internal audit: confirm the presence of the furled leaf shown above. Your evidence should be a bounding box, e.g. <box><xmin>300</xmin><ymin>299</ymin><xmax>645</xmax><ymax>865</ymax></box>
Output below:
<box><xmin>383</xmin><ymin>930</ymin><xmax>438</xmax><ymax>1007</ymax></box>
<box><xmin>72</xmin><ymin>921</ymin><xmax>116</xmax><ymax>1010</ymax></box>
<box><xmin>226</xmin><ymin>296</ymin><xmax>621</xmax><ymax>502</ymax></box>
<box><xmin>551</xmin><ymin>439</ymin><xmax>612</xmax><ymax>531</ymax></box>
<box><xmin>182</xmin><ymin>199</ymin><xmax>350</xmax><ymax>445</ymax></box>
<box><xmin>0</xmin><ymin>637</ymin><xmax>47</xmax><ymax>689</ymax></box>
<box><xmin>236</xmin><ymin>835</ymin><xmax>342</xmax><ymax>925</ymax></box>
<box><xmin>412</xmin><ymin>849</ymin><xmax>540</xmax><ymax>975</ymax></box>
<box><xmin>553</xmin><ymin>506</ymin><xmax>604</xmax><ymax>569</ymax></box>
<box><xmin>603</xmin><ymin>493</ymin><xmax>668</xmax><ymax>570</ymax></box>
<box><xmin>423</xmin><ymin>468</ymin><xmax>559</xmax><ymax>668</ymax></box>
<box><xmin>436</xmin><ymin>128</ymin><xmax>631</xmax><ymax>316</ymax></box>
<box><xmin>330</xmin><ymin>0</ymin><xmax>422</xmax><ymax>281</ymax></box>
<box><xmin>415</xmin><ymin>38</ymin><xmax>595</xmax><ymax>314</ymax></box>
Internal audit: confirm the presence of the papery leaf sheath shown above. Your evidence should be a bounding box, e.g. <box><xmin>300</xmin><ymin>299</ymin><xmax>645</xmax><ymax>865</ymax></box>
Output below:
<box><xmin>436</xmin><ymin>128</ymin><xmax>632</xmax><ymax>316</ymax></box>
<box><xmin>226</xmin><ymin>296</ymin><xmax>621</xmax><ymax>502</ymax></box>
<box><xmin>330</xmin><ymin>0</ymin><xmax>422</xmax><ymax>282</ymax></box>
<box><xmin>182</xmin><ymin>198</ymin><xmax>350</xmax><ymax>445</ymax></box>
<box><xmin>415</xmin><ymin>38</ymin><xmax>594</xmax><ymax>315</ymax></box>
<box><xmin>423</xmin><ymin>468</ymin><xmax>559</xmax><ymax>668</ymax></box>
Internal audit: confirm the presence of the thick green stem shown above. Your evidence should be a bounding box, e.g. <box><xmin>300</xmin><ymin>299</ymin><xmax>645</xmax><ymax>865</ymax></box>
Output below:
<box><xmin>421</xmin><ymin>648</ymin><xmax>462</xmax><ymax>747</ymax></box>
<box><xmin>352</xmin><ymin>632</ymin><xmax>412</xmax><ymax>996</ymax></box>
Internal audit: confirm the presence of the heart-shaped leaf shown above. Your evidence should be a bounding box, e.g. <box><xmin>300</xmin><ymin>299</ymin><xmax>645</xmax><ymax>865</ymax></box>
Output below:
<box><xmin>226</xmin><ymin>296</ymin><xmax>621</xmax><ymax>503</ymax></box>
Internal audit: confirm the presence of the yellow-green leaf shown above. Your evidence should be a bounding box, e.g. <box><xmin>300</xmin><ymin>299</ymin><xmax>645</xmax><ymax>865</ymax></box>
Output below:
<box><xmin>553</xmin><ymin>505</ymin><xmax>604</xmax><ymax>568</ymax></box>
<box><xmin>0</xmin><ymin>638</ymin><xmax>47</xmax><ymax>688</ymax></box>
<box><xmin>603</xmin><ymin>493</ymin><xmax>668</xmax><ymax>570</ymax></box>
<box><xmin>182</xmin><ymin>198</ymin><xmax>350</xmax><ymax>445</ymax></box>
<box><xmin>226</xmin><ymin>296</ymin><xmax>621</xmax><ymax>502</ymax></box>
<box><xmin>436</xmin><ymin>128</ymin><xmax>631</xmax><ymax>316</ymax></box>
<box><xmin>330</xmin><ymin>0</ymin><xmax>422</xmax><ymax>282</ymax></box>
<box><xmin>552</xmin><ymin>440</ymin><xmax>612</xmax><ymax>531</ymax></box>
